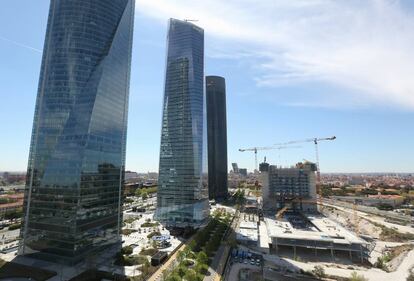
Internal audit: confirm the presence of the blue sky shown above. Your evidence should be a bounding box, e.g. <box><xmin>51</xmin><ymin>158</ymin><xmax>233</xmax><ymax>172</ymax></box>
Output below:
<box><xmin>1</xmin><ymin>0</ymin><xmax>413</xmax><ymax>173</ymax></box>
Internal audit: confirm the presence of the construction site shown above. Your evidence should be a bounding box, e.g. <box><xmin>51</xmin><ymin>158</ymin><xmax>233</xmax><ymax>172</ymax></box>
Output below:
<box><xmin>239</xmin><ymin>136</ymin><xmax>371</xmax><ymax>263</ymax></box>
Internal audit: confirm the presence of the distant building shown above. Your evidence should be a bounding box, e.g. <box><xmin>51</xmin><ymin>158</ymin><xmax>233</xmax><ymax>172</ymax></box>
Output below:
<box><xmin>239</xmin><ymin>168</ymin><xmax>248</xmax><ymax>177</ymax></box>
<box><xmin>261</xmin><ymin>162</ymin><xmax>317</xmax><ymax>213</ymax></box>
<box><xmin>206</xmin><ymin>76</ymin><xmax>228</xmax><ymax>201</ymax></box>
<box><xmin>20</xmin><ymin>0</ymin><xmax>135</xmax><ymax>264</ymax></box>
<box><xmin>332</xmin><ymin>195</ymin><xmax>404</xmax><ymax>208</ymax></box>
<box><xmin>125</xmin><ymin>171</ymin><xmax>139</xmax><ymax>180</ymax></box>
<box><xmin>232</xmin><ymin>163</ymin><xmax>239</xmax><ymax>174</ymax></box>
<box><xmin>2</xmin><ymin>172</ymin><xmax>26</xmax><ymax>184</ymax></box>
<box><xmin>0</xmin><ymin>193</ymin><xmax>24</xmax><ymax>216</ymax></box>
<box><xmin>156</xmin><ymin>19</ymin><xmax>209</xmax><ymax>229</ymax></box>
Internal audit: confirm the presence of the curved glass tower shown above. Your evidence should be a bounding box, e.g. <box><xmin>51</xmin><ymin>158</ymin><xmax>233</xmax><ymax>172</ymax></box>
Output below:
<box><xmin>20</xmin><ymin>0</ymin><xmax>135</xmax><ymax>264</ymax></box>
<box><xmin>156</xmin><ymin>19</ymin><xmax>209</xmax><ymax>228</ymax></box>
<box><xmin>206</xmin><ymin>76</ymin><xmax>228</xmax><ymax>200</ymax></box>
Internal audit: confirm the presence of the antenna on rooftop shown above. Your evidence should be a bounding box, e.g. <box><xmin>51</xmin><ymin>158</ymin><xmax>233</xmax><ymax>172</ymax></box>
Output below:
<box><xmin>184</xmin><ymin>19</ymin><xmax>199</xmax><ymax>22</ymax></box>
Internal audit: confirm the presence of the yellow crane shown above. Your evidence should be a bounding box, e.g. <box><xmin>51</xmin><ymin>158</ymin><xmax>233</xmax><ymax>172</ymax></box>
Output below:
<box><xmin>238</xmin><ymin>145</ymin><xmax>301</xmax><ymax>172</ymax></box>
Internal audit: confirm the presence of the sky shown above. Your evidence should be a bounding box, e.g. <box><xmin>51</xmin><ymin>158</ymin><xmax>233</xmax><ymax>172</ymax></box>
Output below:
<box><xmin>0</xmin><ymin>0</ymin><xmax>414</xmax><ymax>173</ymax></box>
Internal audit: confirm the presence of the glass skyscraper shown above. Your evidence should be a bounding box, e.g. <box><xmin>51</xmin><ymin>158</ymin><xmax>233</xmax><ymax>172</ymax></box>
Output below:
<box><xmin>156</xmin><ymin>19</ymin><xmax>209</xmax><ymax>228</ymax></box>
<box><xmin>19</xmin><ymin>0</ymin><xmax>135</xmax><ymax>264</ymax></box>
<box><xmin>206</xmin><ymin>76</ymin><xmax>228</xmax><ymax>200</ymax></box>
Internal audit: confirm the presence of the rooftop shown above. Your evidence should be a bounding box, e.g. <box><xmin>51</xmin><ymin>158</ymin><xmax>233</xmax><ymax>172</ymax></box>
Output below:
<box><xmin>264</xmin><ymin>214</ymin><xmax>366</xmax><ymax>245</ymax></box>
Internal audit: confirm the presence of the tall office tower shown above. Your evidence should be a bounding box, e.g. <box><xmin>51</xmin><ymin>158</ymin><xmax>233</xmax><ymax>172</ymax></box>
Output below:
<box><xmin>206</xmin><ymin>76</ymin><xmax>228</xmax><ymax>200</ymax></box>
<box><xmin>232</xmin><ymin>163</ymin><xmax>239</xmax><ymax>174</ymax></box>
<box><xmin>20</xmin><ymin>0</ymin><xmax>135</xmax><ymax>264</ymax></box>
<box><xmin>156</xmin><ymin>19</ymin><xmax>209</xmax><ymax>229</ymax></box>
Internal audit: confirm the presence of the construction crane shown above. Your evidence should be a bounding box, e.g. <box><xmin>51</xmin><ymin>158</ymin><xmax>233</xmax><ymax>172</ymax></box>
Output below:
<box><xmin>274</xmin><ymin>136</ymin><xmax>336</xmax><ymax>194</ymax></box>
<box><xmin>238</xmin><ymin>145</ymin><xmax>301</xmax><ymax>171</ymax></box>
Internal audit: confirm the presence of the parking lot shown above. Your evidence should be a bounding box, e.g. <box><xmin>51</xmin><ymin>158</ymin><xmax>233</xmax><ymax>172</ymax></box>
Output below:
<box><xmin>230</xmin><ymin>248</ymin><xmax>263</xmax><ymax>267</ymax></box>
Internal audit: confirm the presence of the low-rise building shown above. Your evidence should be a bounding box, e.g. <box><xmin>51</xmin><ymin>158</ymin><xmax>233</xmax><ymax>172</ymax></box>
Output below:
<box><xmin>0</xmin><ymin>193</ymin><xmax>24</xmax><ymax>216</ymax></box>
<box><xmin>332</xmin><ymin>195</ymin><xmax>404</xmax><ymax>208</ymax></box>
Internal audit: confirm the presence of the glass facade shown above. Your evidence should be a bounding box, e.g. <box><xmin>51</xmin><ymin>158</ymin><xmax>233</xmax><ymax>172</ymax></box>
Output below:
<box><xmin>206</xmin><ymin>76</ymin><xmax>228</xmax><ymax>200</ymax></box>
<box><xmin>156</xmin><ymin>19</ymin><xmax>209</xmax><ymax>228</ymax></box>
<box><xmin>19</xmin><ymin>0</ymin><xmax>135</xmax><ymax>264</ymax></box>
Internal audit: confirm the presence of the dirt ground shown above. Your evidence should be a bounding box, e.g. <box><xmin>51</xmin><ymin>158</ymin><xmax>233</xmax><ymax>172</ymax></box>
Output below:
<box><xmin>321</xmin><ymin>206</ymin><xmax>382</xmax><ymax>238</ymax></box>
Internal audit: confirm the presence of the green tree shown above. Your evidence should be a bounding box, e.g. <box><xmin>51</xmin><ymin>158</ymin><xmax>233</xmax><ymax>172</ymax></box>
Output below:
<box><xmin>177</xmin><ymin>265</ymin><xmax>188</xmax><ymax>277</ymax></box>
<box><xmin>195</xmin><ymin>263</ymin><xmax>209</xmax><ymax>274</ymax></box>
<box><xmin>135</xmin><ymin>188</ymin><xmax>142</xmax><ymax>197</ymax></box>
<box><xmin>196</xmin><ymin>251</ymin><xmax>208</xmax><ymax>265</ymax></box>
<box><xmin>177</xmin><ymin>250</ymin><xmax>186</xmax><ymax>262</ymax></box>
<box><xmin>349</xmin><ymin>272</ymin><xmax>368</xmax><ymax>281</ymax></box>
<box><xmin>142</xmin><ymin>191</ymin><xmax>148</xmax><ymax>200</ymax></box>
<box><xmin>166</xmin><ymin>273</ymin><xmax>181</xmax><ymax>281</ymax></box>
<box><xmin>184</xmin><ymin>269</ymin><xmax>197</xmax><ymax>281</ymax></box>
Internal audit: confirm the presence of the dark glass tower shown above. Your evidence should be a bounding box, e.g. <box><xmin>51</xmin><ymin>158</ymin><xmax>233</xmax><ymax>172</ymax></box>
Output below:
<box><xmin>19</xmin><ymin>0</ymin><xmax>135</xmax><ymax>264</ymax></box>
<box><xmin>156</xmin><ymin>19</ymin><xmax>209</xmax><ymax>228</ymax></box>
<box><xmin>206</xmin><ymin>76</ymin><xmax>228</xmax><ymax>200</ymax></box>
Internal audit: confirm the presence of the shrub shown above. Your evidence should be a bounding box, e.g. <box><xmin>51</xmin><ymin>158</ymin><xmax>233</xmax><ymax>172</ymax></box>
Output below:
<box><xmin>147</xmin><ymin>231</ymin><xmax>161</xmax><ymax>238</ymax></box>
<box><xmin>349</xmin><ymin>271</ymin><xmax>368</xmax><ymax>281</ymax></box>
<box><xmin>4</xmin><ymin>209</ymin><xmax>23</xmax><ymax>220</ymax></box>
<box><xmin>141</xmin><ymin>222</ymin><xmax>160</xmax><ymax>228</ymax></box>
<box><xmin>121</xmin><ymin>246</ymin><xmax>133</xmax><ymax>255</ymax></box>
<box><xmin>312</xmin><ymin>265</ymin><xmax>326</xmax><ymax>278</ymax></box>
<box><xmin>122</xmin><ymin>229</ymin><xmax>137</xmax><ymax>235</ymax></box>
<box><xmin>8</xmin><ymin>223</ymin><xmax>21</xmax><ymax>230</ymax></box>
<box><xmin>140</xmin><ymin>248</ymin><xmax>158</xmax><ymax>256</ymax></box>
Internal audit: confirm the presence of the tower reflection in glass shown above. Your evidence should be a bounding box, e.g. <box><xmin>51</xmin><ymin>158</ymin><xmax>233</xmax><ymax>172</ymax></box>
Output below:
<box><xmin>20</xmin><ymin>0</ymin><xmax>135</xmax><ymax>264</ymax></box>
<box><xmin>156</xmin><ymin>19</ymin><xmax>209</xmax><ymax>229</ymax></box>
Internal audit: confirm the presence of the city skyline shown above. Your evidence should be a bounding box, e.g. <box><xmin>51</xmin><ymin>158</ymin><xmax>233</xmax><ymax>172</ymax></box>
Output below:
<box><xmin>1</xmin><ymin>1</ymin><xmax>414</xmax><ymax>173</ymax></box>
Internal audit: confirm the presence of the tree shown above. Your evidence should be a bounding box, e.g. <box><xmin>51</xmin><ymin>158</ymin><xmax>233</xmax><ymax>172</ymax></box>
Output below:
<box><xmin>177</xmin><ymin>265</ymin><xmax>188</xmax><ymax>277</ymax></box>
<box><xmin>166</xmin><ymin>273</ymin><xmax>181</xmax><ymax>281</ymax></box>
<box><xmin>187</xmin><ymin>240</ymin><xmax>196</xmax><ymax>251</ymax></box>
<box><xmin>196</xmin><ymin>251</ymin><xmax>209</xmax><ymax>265</ymax></box>
<box><xmin>349</xmin><ymin>272</ymin><xmax>368</xmax><ymax>281</ymax></box>
<box><xmin>142</xmin><ymin>191</ymin><xmax>148</xmax><ymax>200</ymax></box>
<box><xmin>195</xmin><ymin>263</ymin><xmax>209</xmax><ymax>275</ymax></box>
<box><xmin>312</xmin><ymin>265</ymin><xmax>326</xmax><ymax>278</ymax></box>
<box><xmin>184</xmin><ymin>269</ymin><xmax>197</xmax><ymax>281</ymax></box>
<box><xmin>177</xmin><ymin>250</ymin><xmax>186</xmax><ymax>262</ymax></box>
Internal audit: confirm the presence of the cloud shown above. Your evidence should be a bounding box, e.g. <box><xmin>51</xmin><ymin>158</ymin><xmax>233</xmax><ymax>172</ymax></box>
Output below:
<box><xmin>135</xmin><ymin>0</ymin><xmax>414</xmax><ymax>109</ymax></box>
